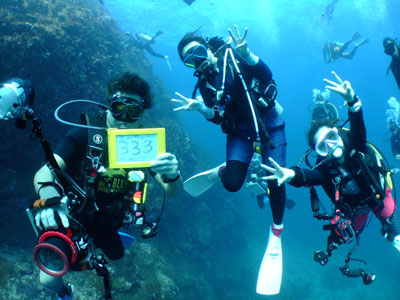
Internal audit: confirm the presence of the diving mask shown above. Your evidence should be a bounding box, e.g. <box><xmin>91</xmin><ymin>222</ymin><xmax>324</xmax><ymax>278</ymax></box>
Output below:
<box><xmin>109</xmin><ymin>93</ymin><xmax>144</xmax><ymax>121</ymax></box>
<box><xmin>315</xmin><ymin>127</ymin><xmax>343</xmax><ymax>157</ymax></box>
<box><xmin>183</xmin><ymin>44</ymin><xmax>208</xmax><ymax>68</ymax></box>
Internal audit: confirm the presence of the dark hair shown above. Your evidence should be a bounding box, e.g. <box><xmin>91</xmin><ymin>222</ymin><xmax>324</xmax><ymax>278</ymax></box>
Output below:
<box><xmin>383</xmin><ymin>37</ymin><xmax>394</xmax><ymax>47</ymax></box>
<box><xmin>307</xmin><ymin>119</ymin><xmax>338</xmax><ymax>148</ymax></box>
<box><xmin>206</xmin><ymin>36</ymin><xmax>226</xmax><ymax>53</ymax></box>
<box><xmin>106</xmin><ymin>72</ymin><xmax>151</xmax><ymax>109</ymax></box>
<box><xmin>383</xmin><ymin>37</ymin><xmax>397</xmax><ymax>55</ymax></box>
<box><xmin>177</xmin><ymin>32</ymin><xmax>205</xmax><ymax>61</ymax></box>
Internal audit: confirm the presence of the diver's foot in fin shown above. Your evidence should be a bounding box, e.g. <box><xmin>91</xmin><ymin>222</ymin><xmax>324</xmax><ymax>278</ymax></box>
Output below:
<box><xmin>58</xmin><ymin>283</ymin><xmax>74</xmax><ymax>300</ymax></box>
<box><xmin>355</xmin><ymin>38</ymin><xmax>369</xmax><ymax>48</ymax></box>
<box><xmin>351</xmin><ymin>32</ymin><xmax>361</xmax><ymax>41</ymax></box>
<box><xmin>256</xmin><ymin>195</ymin><xmax>265</xmax><ymax>209</ymax></box>
<box><xmin>256</xmin><ymin>224</ymin><xmax>283</xmax><ymax>295</ymax></box>
<box><xmin>183</xmin><ymin>163</ymin><xmax>226</xmax><ymax>197</ymax></box>
<box><xmin>153</xmin><ymin>30</ymin><xmax>164</xmax><ymax>39</ymax></box>
<box><xmin>285</xmin><ymin>198</ymin><xmax>296</xmax><ymax>210</ymax></box>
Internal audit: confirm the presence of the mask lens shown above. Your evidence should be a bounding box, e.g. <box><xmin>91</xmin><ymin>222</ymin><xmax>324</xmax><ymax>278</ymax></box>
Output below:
<box><xmin>315</xmin><ymin>128</ymin><xmax>339</xmax><ymax>156</ymax></box>
<box><xmin>126</xmin><ymin>103</ymin><xmax>143</xmax><ymax>119</ymax></box>
<box><xmin>110</xmin><ymin>101</ymin><xmax>126</xmax><ymax>116</ymax></box>
<box><xmin>183</xmin><ymin>45</ymin><xmax>208</xmax><ymax>68</ymax></box>
<box><xmin>110</xmin><ymin>98</ymin><xmax>143</xmax><ymax>121</ymax></box>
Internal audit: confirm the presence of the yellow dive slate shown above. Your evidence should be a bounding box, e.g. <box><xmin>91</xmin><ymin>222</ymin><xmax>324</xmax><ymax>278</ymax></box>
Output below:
<box><xmin>108</xmin><ymin>128</ymin><xmax>165</xmax><ymax>168</ymax></box>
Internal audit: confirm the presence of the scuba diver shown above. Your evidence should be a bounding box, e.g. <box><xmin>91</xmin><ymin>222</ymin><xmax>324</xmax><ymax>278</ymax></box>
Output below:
<box><xmin>383</xmin><ymin>37</ymin><xmax>400</xmax><ymax>90</ymax></box>
<box><xmin>323</xmin><ymin>32</ymin><xmax>369</xmax><ymax>64</ymax></box>
<box><xmin>127</xmin><ymin>31</ymin><xmax>166</xmax><ymax>59</ymax></box>
<box><xmin>386</xmin><ymin>96</ymin><xmax>400</xmax><ymax>160</ymax></box>
<box><xmin>321</xmin><ymin>0</ymin><xmax>339</xmax><ymax>24</ymax></box>
<box><xmin>125</xmin><ymin>31</ymin><xmax>172</xmax><ymax>71</ymax></box>
<box><xmin>311</xmin><ymin>87</ymin><xmax>339</xmax><ymax>122</ymax></box>
<box><xmin>32</xmin><ymin>72</ymin><xmax>183</xmax><ymax>299</ymax></box>
<box><xmin>173</xmin><ymin>24</ymin><xmax>287</xmax><ymax>295</ymax></box>
<box><xmin>263</xmin><ymin>72</ymin><xmax>400</xmax><ymax>284</ymax></box>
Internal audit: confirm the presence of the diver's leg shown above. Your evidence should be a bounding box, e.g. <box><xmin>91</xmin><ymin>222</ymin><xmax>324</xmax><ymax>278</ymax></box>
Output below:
<box><xmin>219</xmin><ymin>160</ymin><xmax>249</xmax><ymax>192</ymax></box>
<box><xmin>221</xmin><ymin>134</ymin><xmax>254</xmax><ymax>192</ymax></box>
<box><xmin>40</xmin><ymin>271</ymin><xmax>73</xmax><ymax>299</ymax></box>
<box><xmin>40</xmin><ymin>271</ymin><xmax>63</xmax><ymax>291</ymax></box>
<box><xmin>145</xmin><ymin>46</ymin><xmax>167</xmax><ymax>59</ymax></box>
<box><xmin>263</xmin><ymin>127</ymin><xmax>287</xmax><ymax>227</ymax></box>
<box><xmin>374</xmin><ymin>187</ymin><xmax>400</xmax><ymax>250</ymax></box>
<box><xmin>338</xmin><ymin>41</ymin><xmax>352</xmax><ymax>56</ymax></box>
<box><xmin>343</xmin><ymin>47</ymin><xmax>358</xmax><ymax>59</ymax></box>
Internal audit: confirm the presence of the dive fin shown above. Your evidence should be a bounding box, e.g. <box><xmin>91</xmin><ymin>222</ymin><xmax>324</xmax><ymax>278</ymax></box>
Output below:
<box><xmin>285</xmin><ymin>198</ymin><xmax>296</xmax><ymax>210</ymax></box>
<box><xmin>351</xmin><ymin>32</ymin><xmax>361</xmax><ymax>41</ymax></box>
<box><xmin>165</xmin><ymin>56</ymin><xmax>172</xmax><ymax>71</ymax></box>
<box><xmin>118</xmin><ymin>232</ymin><xmax>135</xmax><ymax>249</ymax></box>
<box><xmin>183</xmin><ymin>163</ymin><xmax>225</xmax><ymax>197</ymax></box>
<box><xmin>355</xmin><ymin>38</ymin><xmax>369</xmax><ymax>48</ymax></box>
<box><xmin>153</xmin><ymin>31</ymin><xmax>164</xmax><ymax>39</ymax></box>
<box><xmin>256</xmin><ymin>226</ymin><xmax>282</xmax><ymax>295</ymax></box>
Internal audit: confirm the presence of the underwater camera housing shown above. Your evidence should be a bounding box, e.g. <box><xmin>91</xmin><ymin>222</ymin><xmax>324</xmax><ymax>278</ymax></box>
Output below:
<box><xmin>0</xmin><ymin>78</ymin><xmax>35</xmax><ymax>128</ymax></box>
<box><xmin>27</xmin><ymin>196</ymin><xmax>90</xmax><ymax>277</ymax></box>
<box><xmin>32</xmin><ymin>218</ymin><xmax>90</xmax><ymax>277</ymax></box>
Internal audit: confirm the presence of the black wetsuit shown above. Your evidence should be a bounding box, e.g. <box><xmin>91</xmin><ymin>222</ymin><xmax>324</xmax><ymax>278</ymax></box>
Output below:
<box><xmin>197</xmin><ymin>51</ymin><xmax>287</xmax><ymax>225</ymax></box>
<box><xmin>289</xmin><ymin>106</ymin><xmax>397</xmax><ymax>234</ymax></box>
<box><xmin>390</xmin><ymin>54</ymin><xmax>400</xmax><ymax>89</ymax></box>
<box><xmin>55</xmin><ymin>127</ymin><xmax>147</xmax><ymax>260</ymax></box>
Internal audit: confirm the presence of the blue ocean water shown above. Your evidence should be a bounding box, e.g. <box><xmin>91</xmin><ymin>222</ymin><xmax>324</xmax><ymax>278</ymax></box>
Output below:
<box><xmin>104</xmin><ymin>0</ymin><xmax>400</xmax><ymax>299</ymax></box>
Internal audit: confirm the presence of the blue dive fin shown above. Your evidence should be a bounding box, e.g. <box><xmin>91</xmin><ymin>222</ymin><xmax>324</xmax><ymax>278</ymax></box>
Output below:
<box><xmin>285</xmin><ymin>198</ymin><xmax>296</xmax><ymax>210</ymax></box>
<box><xmin>118</xmin><ymin>232</ymin><xmax>136</xmax><ymax>249</ymax></box>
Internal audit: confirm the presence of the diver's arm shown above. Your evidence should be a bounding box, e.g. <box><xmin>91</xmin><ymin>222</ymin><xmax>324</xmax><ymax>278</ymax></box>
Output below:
<box><xmin>34</xmin><ymin>154</ymin><xmax>67</xmax><ymax>198</ymax></box>
<box><xmin>150</xmin><ymin>153</ymin><xmax>183</xmax><ymax>197</ymax></box>
<box><xmin>262</xmin><ymin>157</ymin><xmax>327</xmax><ymax>187</ymax></box>
<box><xmin>33</xmin><ymin>154</ymin><xmax>70</xmax><ymax>230</ymax></box>
<box><xmin>241</xmin><ymin>57</ymin><xmax>273</xmax><ymax>83</ymax></box>
<box><xmin>34</xmin><ymin>128</ymin><xmax>87</xmax><ymax>198</ymax></box>
<box><xmin>348</xmin><ymin>98</ymin><xmax>367</xmax><ymax>150</ymax></box>
<box><xmin>288</xmin><ymin>166</ymin><xmax>326</xmax><ymax>187</ymax></box>
<box><xmin>324</xmin><ymin>71</ymin><xmax>366</xmax><ymax>148</ymax></box>
<box><xmin>154</xmin><ymin>173</ymin><xmax>183</xmax><ymax>198</ymax></box>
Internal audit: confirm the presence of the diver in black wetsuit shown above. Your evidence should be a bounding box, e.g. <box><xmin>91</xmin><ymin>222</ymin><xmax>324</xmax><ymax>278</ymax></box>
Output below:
<box><xmin>383</xmin><ymin>37</ymin><xmax>400</xmax><ymax>90</ymax></box>
<box><xmin>323</xmin><ymin>32</ymin><xmax>369</xmax><ymax>64</ymax></box>
<box><xmin>127</xmin><ymin>31</ymin><xmax>168</xmax><ymax>59</ymax></box>
<box><xmin>264</xmin><ymin>71</ymin><xmax>400</xmax><ymax>256</ymax></box>
<box><xmin>321</xmin><ymin>0</ymin><xmax>339</xmax><ymax>24</ymax></box>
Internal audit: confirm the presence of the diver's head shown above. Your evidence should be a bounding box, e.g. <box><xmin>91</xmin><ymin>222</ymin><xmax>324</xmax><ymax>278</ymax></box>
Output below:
<box><xmin>106</xmin><ymin>72</ymin><xmax>151</xmax><ymax>128</ymax></box>
<box><xmin>383</xmin><ymin>37</ymin><xmax>396</xmax><ymax>56</ymax></box>
<box><xmin>178</xmin><ymin>32</ymin><xmax>221</xmax><ymax>73</ymax></box>
<box><xmin>308</xmin><ymin>120</ymin><xmax>344</xmax><ymax>160</ymax></box>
